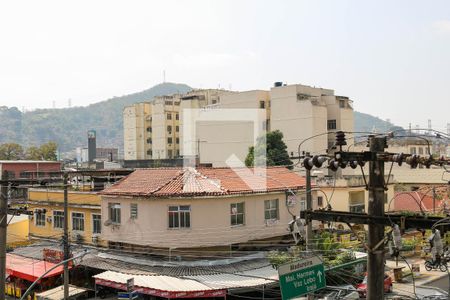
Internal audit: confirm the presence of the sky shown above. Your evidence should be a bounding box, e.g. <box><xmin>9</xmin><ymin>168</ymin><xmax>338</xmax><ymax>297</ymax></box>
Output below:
<box><xmin>0</xmin><ymin>0</ymin><xmax>449</xmax><ymax>132</ymax></box>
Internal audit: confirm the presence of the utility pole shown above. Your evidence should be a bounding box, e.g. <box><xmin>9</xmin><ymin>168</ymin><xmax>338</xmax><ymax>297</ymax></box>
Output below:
<box><xmin>305</xmin><ymin>154</ymin><xmax>313</xmax><ymax>252</ymax></box>
<box><xmin>433</xmin><ymin>186</ymin><xmax>436</xmax><ymax>214</ymax></box>
<box><xmin>63</xmin><ymin>173</ymin><xmax>69</xmax><ymax>300</ymax></box>
<box><xmin>367</xmin><ymin>136</ymin><xmax>387</xmax><ymax>300</ymax></box>
<box><xmin>0</xmin><ymin>172</ymin><xmax>8</xmax><ymax>300</ymax></box>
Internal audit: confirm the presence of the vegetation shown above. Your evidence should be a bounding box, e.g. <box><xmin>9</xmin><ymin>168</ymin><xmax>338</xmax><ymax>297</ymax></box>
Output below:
<box><xmin>245</xmin><ymin>130</ymin><xmax>293</xmax><ymax>169</ymax></box>
<box><xmin>0</xmin><ymin>142</ymin><xmax>58</xmax><ymax>161</ymax></box>
<box><xmin>0</xmin><ymin>82</ymin><xmax>398</xmax><ymax>155</ymax></box>
<box><xmin>0</xmin><ymin>83</ymin><xmax>191</xmax><ymax>152</ymax></box>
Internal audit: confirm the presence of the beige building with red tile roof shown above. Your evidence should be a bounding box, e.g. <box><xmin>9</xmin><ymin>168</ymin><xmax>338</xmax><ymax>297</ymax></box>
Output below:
<box><xmin>99</xmin><ymin>167</ymin><xmax>310</xmax><ymax>250</ymax></box>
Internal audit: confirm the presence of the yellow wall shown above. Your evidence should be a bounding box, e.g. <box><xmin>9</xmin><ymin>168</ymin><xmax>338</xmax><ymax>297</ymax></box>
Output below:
<box><xmin>7</xmin><ymin>219</ymin><xmax>29</xmax><ymax>245</ymax></box>
<box><xmin>28</xmin><ymin>189</ymin><xmax>105</xmax><ymax>246</ymax></box>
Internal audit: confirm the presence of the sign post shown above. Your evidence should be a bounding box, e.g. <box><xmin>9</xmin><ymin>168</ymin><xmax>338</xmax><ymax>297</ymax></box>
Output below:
<box><xmin>278</xmin><ymin>257</ymin><xmax>326</xmax><ymax>300</ymax></box>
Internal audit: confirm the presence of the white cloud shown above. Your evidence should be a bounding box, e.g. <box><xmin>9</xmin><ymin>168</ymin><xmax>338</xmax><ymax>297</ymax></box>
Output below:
<box><xmin>432</xmin><ymin>20</ymin><xmax>450</xmax><ymax>34</ymax></box>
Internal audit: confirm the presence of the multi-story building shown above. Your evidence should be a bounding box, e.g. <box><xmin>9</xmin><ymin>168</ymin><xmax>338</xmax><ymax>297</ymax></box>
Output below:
<box><xmin>99</xmin><ymin>167</ymin><xmax>311</xmax><ymax>250</ymax></box>
<box><xmin>123</xmin><ymin>83</ymin><xmax>354</xmax><ymax>167</ymax></box>
<box><xmin>28</xmin><ymin>188</ymin><xmax>105</xmax><ymax>246</ymax></box>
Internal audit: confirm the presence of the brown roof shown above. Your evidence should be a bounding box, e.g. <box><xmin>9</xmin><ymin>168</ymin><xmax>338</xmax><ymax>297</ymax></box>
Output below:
<box><xmin>100</xmin><ymin>167</ymin><xmax>306</xmax><ymax>197</ymax></box>
<box><xmin>392</xmin><ymin>191</ymin><xmax>447</xmax><ymax>212</ymax></box>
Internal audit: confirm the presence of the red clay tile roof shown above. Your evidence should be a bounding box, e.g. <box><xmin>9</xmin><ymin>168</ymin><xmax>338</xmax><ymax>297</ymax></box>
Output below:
<box><xmin>100</xmin><ymin>167</ymin><xmax>306</xmax><ymax>197</ymax></box>
<box><xmin>392</xmin><ymin>191</ymin><xmax>445</xmax><ymax>212</ymax></box>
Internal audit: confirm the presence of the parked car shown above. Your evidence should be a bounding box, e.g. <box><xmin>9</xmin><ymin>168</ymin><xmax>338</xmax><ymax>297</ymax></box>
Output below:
<box><xmin>355</xmin><ymin>273</ymin><xmax>393</xmax><ymax>297</ymax></box>
<box><xmin>312</xmin><ymin>285</ymin><xmax>360</xmax><ymax>299</ymax></box>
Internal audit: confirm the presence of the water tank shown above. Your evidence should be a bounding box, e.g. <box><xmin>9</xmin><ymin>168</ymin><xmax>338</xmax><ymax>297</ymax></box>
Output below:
<box><xmin>274</xmin><ymin>82</ymin><xmax>283</xmax><ymax>87</ymax></box>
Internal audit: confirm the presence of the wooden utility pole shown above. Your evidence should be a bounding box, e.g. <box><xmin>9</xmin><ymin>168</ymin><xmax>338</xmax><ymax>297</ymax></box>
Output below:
<box><xmin>305</xmin><ymin>160</ymin><xmax>313</xmax><ymax>251</ymax></box>
<box><xmin>63</xmin><ymin>173</ymin><xmax>69</xmax><ymax>300</ymax></box>
<box><xmin>0</xmin><ymin>172</ymin><xmax>8</xmax><ymax>300</ymax></box>
<box><xmin>367</xmin><ymin>136</ymin><xmax>387</xmax><ymax>300</ymax></box>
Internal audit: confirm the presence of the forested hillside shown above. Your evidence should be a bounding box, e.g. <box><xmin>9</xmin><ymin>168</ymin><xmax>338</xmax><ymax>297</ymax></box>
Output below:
<box><xmin>0</xmin><ymin>82</ymin><xmax>400</xmax><ymax>154</ymax></box>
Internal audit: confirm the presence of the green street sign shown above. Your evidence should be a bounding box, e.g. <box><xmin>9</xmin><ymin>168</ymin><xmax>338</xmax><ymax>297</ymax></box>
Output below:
<box><xmin>278</xmin><ymin>257</ymin><xmax>326</xmax><ymax>300</ymax></box>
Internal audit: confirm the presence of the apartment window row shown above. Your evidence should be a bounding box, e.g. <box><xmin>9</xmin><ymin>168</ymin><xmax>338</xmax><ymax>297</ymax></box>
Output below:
<box><xmin>108</xmin><ymin>200</ymin><xmax>281</xmax><ymax>229</ymax></box>
<box><xmin>327</xmin><ymin>119</ymin><xmax>337</xmax><ymax>130</ymax></box>
<box><xmin>167</xmin><ymin>137</ymin><xmax>180</xmax><ymax>144</ymax></box>
<box><xmin>35</xmin><ymin>210</ymin><xmax>101</xmax><ymax>234</ymax></box>
<box><xmin>166</xmin><ymin>113</ymin><xmax>180</xmax><ymax>120</ymax></box>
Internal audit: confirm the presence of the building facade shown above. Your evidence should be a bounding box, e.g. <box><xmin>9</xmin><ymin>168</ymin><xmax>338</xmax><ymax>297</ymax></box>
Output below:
<box><xmin>100</xmin><ymin>167</ymin><xmax>310</xmax><ymax>250</ymax></box>
<box><xmin>123</xmin><ymin>83</ymin><xmax>353</xmax><ymax>167</ymax></box>
<box><xmin>0</xmin><ymin>161</ymin><xmax>62</xmax><ymax>179</ymax></box>
<box><xmin>28</xmin><ymin>189</ymin><xmax>105</xmax><ymax>246</ymax></box>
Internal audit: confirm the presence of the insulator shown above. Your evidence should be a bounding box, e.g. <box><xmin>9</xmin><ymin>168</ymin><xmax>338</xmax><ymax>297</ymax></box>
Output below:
<box><xmin>312</xmin><ymin>156</ymin><xmax>327</xmax><ymax>168</ymax></box>
<box><xmin>358</xmin><ymin>160</ymin><xmax>366</xmax><ymax>167</ymax></box>
<box><xmin>392</xmin><ymin>224</ymin><xmax>402</xmax><ymax>250</ymax></box>
<box><xmin>328</xmin><ymin>159</ymin><xmax>339</xmax><ymax>172</ymax></box>
<box><xmin>349</xmin><ymin>161</ymin><xmax>358</xmax><ymax>169</ymax></box>
<box><xmin>339</xmin><ymin>161</ymin><xmax>347</xmax><ymax>169</ymax></box>
<box><xmin>303</xmin><ymin>157</ymin><xmax>314</xmax><ymax>170</ymax></box>
<box><xmin>392</xmin><ymin>153</ymin><xmax>404</xmax><ymax>166</ymax></box>
<box><xmin>335</xmin><ymin>131</ymin><xmax>347</xmax><ymax>146</ymax></box>
<box><xmin>406</xmin><ymin>155</ymin><xmax>419</xmax><ymax>168</ymax></box>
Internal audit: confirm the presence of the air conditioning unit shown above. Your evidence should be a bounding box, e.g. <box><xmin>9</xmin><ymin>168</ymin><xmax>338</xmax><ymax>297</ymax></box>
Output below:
<box><xmin>71</xmin><ymin>232</ymin><xmax>84</xmax><ymax>243</ymax></box>
<box><xmin>46</xmin><ymin>217</ymin><xmax>52</xmax><ymax>223</ymax></box>
<box><xmin>265</xmin><ymin>219</ymin><xmax>278</xmax><ymax>226</ymax></box>
<box><xmin>92</xmin><ymin>235</ymin><xmax>100</xmax><ymax>245</ymax></box>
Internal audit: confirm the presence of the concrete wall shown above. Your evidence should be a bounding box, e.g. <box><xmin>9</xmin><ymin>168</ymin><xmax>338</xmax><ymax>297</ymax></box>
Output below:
<box><xmin>101</xmin><ymin>192</ymin><xmax>305</xmax><ymax>248</ymax></box>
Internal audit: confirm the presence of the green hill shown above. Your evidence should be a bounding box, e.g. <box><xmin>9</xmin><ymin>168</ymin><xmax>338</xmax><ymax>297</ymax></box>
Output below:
<box><xmin>14</xmin><ymin>83</ymin><xmax>192</xmax><ymax>151</ymax></box>
<box><xmin>0</xmin><ymin>83</ymin><xmax>400</xmax><ymax>153</ymax></box>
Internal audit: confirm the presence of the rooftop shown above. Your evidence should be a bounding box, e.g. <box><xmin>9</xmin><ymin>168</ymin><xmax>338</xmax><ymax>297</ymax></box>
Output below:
<box><xmin>101</xmin><ymin>167</ymin><xmax>306</xmax><ymax>197</ymax></box>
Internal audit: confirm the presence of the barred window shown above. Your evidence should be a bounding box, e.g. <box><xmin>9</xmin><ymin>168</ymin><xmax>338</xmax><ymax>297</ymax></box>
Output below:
<box><xmin>72</xmin><ymin>212</ymin><xmax>84</xmax><ymax>231</ymax></box>
<box><xmin>230</xmin><ymin>202</ymin><xmax>245</xmax><ymax>226</ymax></box>
<box><xmin>109</xmin><ymin>203</ymin><xmax>121</xmax><ymax>224</ymax></box>
<box><xmin>168</xmin><ymin>205</ymin><xmax>190</xmax><ymax>228</ymax></box>
<box><xmin>264</xmin><ymin>199</ymin><xmax>279</xmax><ymax>220</ymax></box>
<box><xmin>53</xmin><ymin>211</ymin><xmax>64</xmax><ymax>229</ymax></box>
<box><xmin>92</xmin><ymin>214</ymin><xmax>101</xmax><ymax>234</ymax></box>
<box><xmin>130</xmin><ymin>203</ymin><xmax>138</xmax><ymax>219</ymax></box>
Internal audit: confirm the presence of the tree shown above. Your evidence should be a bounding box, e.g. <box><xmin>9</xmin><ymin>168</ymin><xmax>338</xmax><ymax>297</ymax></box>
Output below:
<box><xmin>245</xmin><ymin>130</ymin><xmax>293</xmax><ymax>169</ymax></box>
<box><xmin>0</xmin><ymin>143</ymin><xmax>24</xmax><ymax>160</ymax></box>
<box><xmin>25</xmin><ymin>146</ymin><xmax>42</xmax><ymax>160</ymax></box>
<box><xmin>39</xmin><ymin>142</ymin><xmax>58</xmax><ymax>161</ymax></box>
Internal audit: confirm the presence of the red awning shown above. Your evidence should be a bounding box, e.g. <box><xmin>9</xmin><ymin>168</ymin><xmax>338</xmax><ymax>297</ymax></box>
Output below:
<box><xmin>6</xmin><ymin>254</ymin><xmax>66</xmax><ymax>282</ymax></box>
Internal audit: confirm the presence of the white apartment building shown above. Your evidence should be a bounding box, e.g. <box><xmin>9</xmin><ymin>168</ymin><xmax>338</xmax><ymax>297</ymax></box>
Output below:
<box><xmin>124</xmin><ymin>83</ymin><xmax>354</xmax><ymax>166</ymax></box>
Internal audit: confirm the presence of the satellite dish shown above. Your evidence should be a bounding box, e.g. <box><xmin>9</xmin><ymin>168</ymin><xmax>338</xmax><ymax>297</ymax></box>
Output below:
<box><xmin>103</xmin><ymin>219</ymin><xmax>112</xmax><ymax>226</ymax></box>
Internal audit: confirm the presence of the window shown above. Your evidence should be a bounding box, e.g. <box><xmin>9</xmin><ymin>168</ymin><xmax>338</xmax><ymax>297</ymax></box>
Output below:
<box><xmin>147</xmin><ymin>138</ymin><xmax>152</xmax><ymax>144</ymax></box>
<box><xmin>317</xmin><ymin>196</ymin><xmax>324</xmax><ymax>207</ymax></box>
<box><xmin>167</xmin><ymin>113</ymin><xmax>172</xmax><ymax>120</ymax></box>
<box><xmin>109</xmin><ymin>203</ymin><xmax>121</xmax><ymax>224</ymax></box>
<box><xmin>168</xmin><ymin>150</ymin><xmax>173</xmax><ymax>158</ymax></box>
<box><xmin>167</xmin><ymin>137</ymin><xmax>173</xmax><ymax>144</ymax></box>
<box><xmin>300</xmin><ymin>198</ymin><xmax>306</xmax><ymax>211</ymax></box>
<box><xmin>419</xmin><ymin>147</ymin><xmax>424</xmax><ymax>155</ymax></box>
<box><xmin>4</xmin><ymin>171</ymin><xmax>15</xmax><ymax>179</ymax></box>
<box><xmin>19</xmin><ymin>171</ymin><xmax>32</xmax><ymax>178</ymax></box>
<box><xmin>259</xmin><ymin>100</ymin><xmax>265</xmax><ymax>109</ymax></box>
<box><xmin>176</xmin><ymin>126</ymin><xmax>179</xmax><ymax>132</ymax></box>
<box><xmin>167</xmin><ymin>125</ymin><xmax>172</xmax><ymax>132</ymax></box>
<box><xmin>130</xmin><ymin>203</ymin><xmax>138</xmax><ymax>219</ymax></box>
<box><xmin>35</xmin><ymin>211</ymin><xmax>46</xmax><ymax>227</ymax></box>
<box><xmin>230</xmin><ymin>202</ymin><xmax>245</xmax><ymax>226</ymax></box>
<box><xmin>327</xmin><ymin>120</ymin><xmax>337</xmax><ymax>130</ymax></box>
<box><xmin>176</xmin><ymin>113</ymin><xmax>179</xmax><ymax>120</ymax></box>
<box><xmin>349</xmin><ymin>204</ymin><xmax>365</xmax><ymax>213</ymax></box>
<box><xmin>264</xmin><ymin>199</ymin><xmax>279</xmax><ymax>220</ymax></box>
<box><xmin>339</xmin><ymin>99</ymin><xmax>345</xmax><ymax>108</ymax></box>
<box><xmin>176</xmin><ymin>138</ymin><xmax>180</xmax><ymax>144</ymax></box>
<box><xmin>53</xmin><ymin>211</ymin><xmax>64</xmax><ymax>229</ymax></box>
<box><xmin>168</xmin><ymin>205</ymin><xmax>191</xmax><ymax>228</ymax></box>
<box><xmin>147</xmin><ymin>150</ymin><xmax>152</xmax><ymax>156</ymax></box>
<box><xmin>146</xmin><ymin>127</ymin><xmax>152</xmax><ymax>132</ymax></box>
<box><xmin>410</xmin><ymin>147</ymin><xmax>417</xmax><ymax>154</ymax></box>
<box><xmin>72</xmin><ymin>212</ymin><xmax>84</xmax><ymax>231</ymax></box>
<box><xmin>92</xmin><ymin>214</ymin><xmax>101</xmax><ymax>234</ymax></box>
<box><xmin>176</xmin><ymin>150</ymin><xmax>180</xmax><ymax>157</ymax></box>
